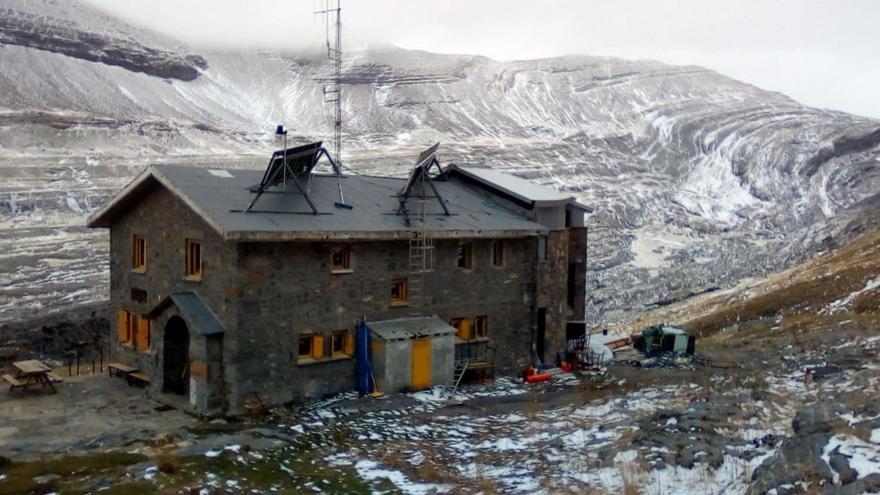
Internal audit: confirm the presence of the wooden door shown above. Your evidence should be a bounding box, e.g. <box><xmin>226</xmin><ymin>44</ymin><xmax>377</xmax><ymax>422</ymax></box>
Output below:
<box><xmin>411</xmin><ymin>338</ymin><xmax>431</xmax><ymax>390</ymax></box>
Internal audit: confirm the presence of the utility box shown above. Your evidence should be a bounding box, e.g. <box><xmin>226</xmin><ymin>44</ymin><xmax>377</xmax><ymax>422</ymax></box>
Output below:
<box><xmin>368</xmin><ymin>316</ymin><xmax>455</xmax><ymax>393</ymax></box>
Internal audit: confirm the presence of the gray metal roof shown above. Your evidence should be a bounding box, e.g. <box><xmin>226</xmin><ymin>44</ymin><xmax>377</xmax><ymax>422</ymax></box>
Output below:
<box><xmin>446</xmin><ymin>164</ymin><xmax>591</xmax><ymax>211</ymax></box>
<box><xmin>147</xmin><ymin>292</ymin><xmax>225</xmax><ymax>336</ymax></box>
<box><xmin>89</xmin><ymin>164</ymin><xmax>550</xmax><ymax>241</ymax></box>
<box><xmin>368</xmin><ymin>316</ymin><xmax>456</xmax><ymax>342</ymax></box>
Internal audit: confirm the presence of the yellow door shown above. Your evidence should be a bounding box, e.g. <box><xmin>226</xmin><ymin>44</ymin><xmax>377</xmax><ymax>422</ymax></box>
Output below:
<box><xmin>411</xmin><ymin>338</ymin><xmax>431</xmax><ymax>390</ymax></box>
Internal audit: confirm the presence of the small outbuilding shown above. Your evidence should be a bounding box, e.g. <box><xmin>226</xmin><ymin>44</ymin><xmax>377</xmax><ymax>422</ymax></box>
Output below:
<box><xmin>368</xmin><ymin>317</ymin><xmax>455</xmax><ymax>393</ymax></box>
<box><xmin>638</xmin><ymin>324</ymin><xmax>694</xmax><ymax>355</ymax></box>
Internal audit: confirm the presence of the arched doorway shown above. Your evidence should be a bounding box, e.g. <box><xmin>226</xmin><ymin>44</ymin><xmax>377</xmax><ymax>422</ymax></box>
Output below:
<box><xmin>163</xmin><ymin>316</ymin><xmax>189</xmax><ymax>395</ymax></box>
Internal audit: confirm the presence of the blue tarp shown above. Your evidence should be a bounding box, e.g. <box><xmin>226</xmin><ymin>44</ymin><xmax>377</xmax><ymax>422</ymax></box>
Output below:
<box><xmin>355</xmin><ymin>319</ymin><xmax>372</xmax><ymax>394</ymax></box>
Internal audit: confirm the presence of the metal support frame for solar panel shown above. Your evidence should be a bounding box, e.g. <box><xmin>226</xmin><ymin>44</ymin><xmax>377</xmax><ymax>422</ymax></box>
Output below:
<box><xmin>244</xmin><ymin>141</ymin><xmax>342</xmax><ymax>214</ymax></box>
<box><xmin>395</xmin><ymin>143</ymin><xmax>450</xmax><ymax>226</ymax></box>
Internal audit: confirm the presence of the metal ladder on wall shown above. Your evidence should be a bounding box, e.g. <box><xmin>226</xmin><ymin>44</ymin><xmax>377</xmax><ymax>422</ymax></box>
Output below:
<box><xmin>408</xmin><ymin>186</ymin><xmax>435</xmax><ymax>312</ymax></box>
<box><xmin>448</xmin><ymin>360</ymin><xmax>469</xmax><ymax>396</ymax></box>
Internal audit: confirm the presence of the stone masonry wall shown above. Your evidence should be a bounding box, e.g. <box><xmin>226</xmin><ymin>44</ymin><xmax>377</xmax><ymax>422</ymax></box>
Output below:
<box><xmin>109</xmin><ymin>184</ymin><xmax>238</xmax><ymax>411</ymax></box>
<box><xmin>228</xmin><ymin>236</ymin><xmax>536</xmax><ymax>409</ymax></box>
<box><xmin>535</xmin><ymin>230</ymin><xmax>571</xmax><ymax>364</ymax></box>
<box><xmin>107</xmin><ymin>183</ymin><xmax>583</xmax><ymax>414</ymax></box>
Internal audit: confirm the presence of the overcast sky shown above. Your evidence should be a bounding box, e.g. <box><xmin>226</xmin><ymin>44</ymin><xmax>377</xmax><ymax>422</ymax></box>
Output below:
<box><xmin>85</xmin><ymin>0</ymin><xmax>880</xmax><ymax>119</ymax></box>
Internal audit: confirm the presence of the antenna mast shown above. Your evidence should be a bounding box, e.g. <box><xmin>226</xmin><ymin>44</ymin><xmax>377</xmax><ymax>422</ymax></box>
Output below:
<box><xmin>315</xmin><ymin>0</ymin><xmax>342</xmax><ymax>170</ymax></box>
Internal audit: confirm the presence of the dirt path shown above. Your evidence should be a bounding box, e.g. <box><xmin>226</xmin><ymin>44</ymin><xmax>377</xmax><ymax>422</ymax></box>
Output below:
<box><xmin>0</xmin><ymin>373</ymin><xmax>194</xmax><ymax>459</ymax></box>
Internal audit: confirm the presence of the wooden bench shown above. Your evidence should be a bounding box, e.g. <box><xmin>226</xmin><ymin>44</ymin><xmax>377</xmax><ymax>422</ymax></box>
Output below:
<box><xmin>2</xmin><ymin>373</ymin><xmax>25</xmax><ymax>393</ymax></box>
<box><xmin>126</xmin><ymin>372</ymin><xmax>151</xmax><ymax>387</ymax></box>
<box><xmin>46</xmin><ymin>372</ymin><xmax>64</xmax><ymax>383</ymax></box>
<box><xmin>108</xmin><ymin>362</ymin><xmax>137</xmax><ymax>378</ymax></box>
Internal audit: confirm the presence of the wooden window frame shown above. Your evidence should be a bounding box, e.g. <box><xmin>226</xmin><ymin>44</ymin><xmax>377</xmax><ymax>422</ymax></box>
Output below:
<box><xmin>298</xmin><ymin>333</ymin><xmax>314</xmax><ymax>362</ymax></box>
<box><xmin>185</xmin><ymin>239</ymin><xmax>203</xmax><ymax>280</ymax></box>
<box><xmin>117</xmin><ymin>309</ymin><xmax>135</xmax><ymax>345</ymax></box>
<box><xmin>332</xmin><ymin>330</ymin><xmax>354</xmax><ymax>357</ymax></box>
<box><xmin>457</xmin><ymin>241</ymin><xmax>474</xmax><ymax>270</ymax></box>
<box><xmin>390</xmin><ymin>278</ymin><xmax>408</xmax><ymax>306</ymax></box>
<box><xmin>330</xmin><ymin>245</ymin><xmax>352</xmax><ymax>273</ymax></box>
<box><xmin>450</xmin><ymin>318</ymin><xmax>465</xmax><ymax>340</ymax></box>
<box><xmin>132</xmin><ymin>235</ymin><xmax>146</xmax><ymax>273</ymax></box>
<box><xmin>491</xmin><ymin>240</ymin><xmax>504</xmax><ymax>268</ymax></box>
<box><xmin>475</xmin><ymin>315</ymin><xmax>488</xmax><ymax>339</ymax></box>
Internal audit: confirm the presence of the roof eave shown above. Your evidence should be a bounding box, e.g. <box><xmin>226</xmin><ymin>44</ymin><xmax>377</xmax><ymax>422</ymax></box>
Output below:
<box><xmin>446</xmin><ymin>164</ymin><xmax>592</xmax><ymax>212</ymax></box>
<box><xmin>86</xmin><ymin>166</ymin><xmax>227</xmax><ymax>239</ymax></box>
<box><xmin>223</xmin><ymin>228</ymin><xmax>547</xmax><ymax>241</ymax></box>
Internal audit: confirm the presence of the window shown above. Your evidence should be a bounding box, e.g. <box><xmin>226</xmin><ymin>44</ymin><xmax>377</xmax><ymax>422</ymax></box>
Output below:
<box><xmin>451</xmin><ymin>317</ymin><xmax>472</xmax><ymax>340</ymax></box>
<box><xmin>475</xmin><ymin>316</ymin><xmax>488</xmax><ymax>339</ymax></box>
<box><xmin>298</xmin><ymin>334</ymin><xmax>312</xmax><ymax>359</ymax></box>
<box><xmin>132</xmin><ymin>235</ymin><xmax>146</xmax><ymax>272</ymax></box>
<box><xmin>135</xmin><ymin>316</ymin><xmax>151</xmax><ymax>351</ymax></box>
<box><xmin>391</xmin><ymin>278</ymin><xmax>408</xmax><ymax>305</ymax></box>
<box><xmin>450</xmin><ymin>318</ymin><xmax>463</xmax><ymax>337</ymax></box>
<box><xmin>332</xmin><ymin>330</ymin><xmax>354</xmax><ymax>357</ymax></box>
<box><xmin>185</xmin><ymin>239</ymin><xmax>202</xmax><ymax>279</ymax></box>
<box><xmin>331</xmin><ymin>245</ymin><xmax>351</xmax><ymax>272</ymax></box>
<box><xmin>116</xmin><ymin>309</ymin><xmax>134</xmax><ymax>344</ymax></box>
<box><xmin>298</xmin><ymin>333</ymin><xmax>324</xmax><ymax>361</ymax></box>
<box><xmin>118</xmin><ymin>310</ymin><xmax>151</xmax><ymax>350</ymax></box>
<box><xmin>491</xmin><ymin>240</ymin><xmax>504</xmax><ymax>267</ymax></box>
<box><xmin>457</xmin><ymin>242</ymin><xmax>474</xmax><ymax>269</ymax></box>
<box><xmin>537</xmin><ymin>236</ymin><xmax>548</xmax><ymax>261</ymax></box>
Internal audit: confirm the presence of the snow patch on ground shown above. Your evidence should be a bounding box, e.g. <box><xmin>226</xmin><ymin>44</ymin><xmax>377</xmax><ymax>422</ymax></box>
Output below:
<box><xmin>823</xmin><ymin>276</ymin><xmax>880</xmax><ymax>314</ymax></box>
<box><xmin>822</xmin><ymin>434</ymin><xmax>880</xmax><ymax>484</ymax></box>
<box><xmin>355</xmin><ymin>459</ymin><xmax>450</xmax><ymax>494</ymax></box>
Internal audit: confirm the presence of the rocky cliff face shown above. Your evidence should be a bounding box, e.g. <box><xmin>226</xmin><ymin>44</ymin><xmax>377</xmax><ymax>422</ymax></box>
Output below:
<box><xmin>1</xmin><ymin>0</ymin><xmax>878</xmax><ymax>326</ymax></box>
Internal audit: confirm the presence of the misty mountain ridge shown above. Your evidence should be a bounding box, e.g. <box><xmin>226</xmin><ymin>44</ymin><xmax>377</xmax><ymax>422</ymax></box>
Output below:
<box><xmin>1</xmin><ymin>0</ymin><xmax>879</xmax><ymax>326</ymax></box>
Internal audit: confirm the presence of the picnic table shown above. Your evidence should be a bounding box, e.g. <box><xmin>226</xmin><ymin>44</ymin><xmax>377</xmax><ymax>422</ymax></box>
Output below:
<box><xmin>4</xmin><ymin>360</ymin><xmax>58</xmax><ymax>393</ymax></box>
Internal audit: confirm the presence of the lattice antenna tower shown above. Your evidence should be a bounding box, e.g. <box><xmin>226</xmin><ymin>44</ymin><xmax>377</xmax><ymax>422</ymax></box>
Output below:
<box><xmin>315</xmin><ymin>0</ymin><xmax>343</xmax><ymax>171</ymax></box>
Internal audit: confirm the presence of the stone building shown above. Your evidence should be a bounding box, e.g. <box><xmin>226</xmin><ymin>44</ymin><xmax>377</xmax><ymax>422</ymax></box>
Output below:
<box><xmin>87</xmin><ymin>145</ymin><xmax>589</xmax><ymax>416</ymax></box>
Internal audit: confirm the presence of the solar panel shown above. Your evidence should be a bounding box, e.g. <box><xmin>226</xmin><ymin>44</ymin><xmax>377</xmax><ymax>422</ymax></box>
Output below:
<box><xmin>415</xmin><ymin>142</ymin><xmax>440</xmax><ymax>168</ymax></box>
<box><xmin>398</xmin><ymin>142</ymin><xmax>441</xmax><ymax>198</ymax></box>
<box><xmin>260</xmin><ymin>141</ymin><xmax>323</xmax><ymax>188</ymax></box>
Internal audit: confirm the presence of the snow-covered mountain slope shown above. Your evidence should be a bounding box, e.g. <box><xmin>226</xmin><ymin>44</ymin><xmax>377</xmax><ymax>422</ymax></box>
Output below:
<box><xmin>1</xmin><ymin>0</ymin><xmax>879</xmax><ymax>326</ymax></box>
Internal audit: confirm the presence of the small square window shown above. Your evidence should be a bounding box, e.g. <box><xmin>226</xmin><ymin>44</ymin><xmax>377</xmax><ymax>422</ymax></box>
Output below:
<box><xmin>491</xmin><ymin>240</ymin><xmax>504</xmax><ymax>267</ymax></box>
<box><xmin>475</xmin><ymin>315</ymin><xmax>488</xmax><ymax>339</ymax></box>
<box><xmin>132</xmin><ymin>235</ymin><xmax>146</xmax><ymax>272</ymax></box>
<box><xmin>331</xmin><ymin>245</ymin><xmax>351</xmax><ymax>272</ymax></box>
<box><xmin>391</xmin><ymin>278</ymin><xmax>408</xmax><ymax>305</ymax></box>
<box><xmin>185</xmin><ymin>239</ymin><xmax>202</xmax><ymax>279</ymax></box>
<box><xmin>457</xmin><ymin>242</ymin><xmax>474</xmax><ymax>269</ymax></box>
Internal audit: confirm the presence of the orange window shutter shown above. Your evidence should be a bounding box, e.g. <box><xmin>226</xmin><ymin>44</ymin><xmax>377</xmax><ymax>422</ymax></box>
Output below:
<box><xmin>312</xmin><ymin>335</ymin><xmax>324</xmax><ymax>359</ymax></box>
<box><xmin>136</xmin><ymin>317</ymin><xmax>150</xmax><ymax>350</ymax></box>
<box><xmin>116</xmin><ymin>310</ymin><xmax>127</xmax><ymax>343</ymax></box>
<box><xmin>344</xmin><ymin>332</ymin><xmax>354</xmax><ymax>355</ymax></box>
<box><xmin>127</xmin><ymin>312</ymin><xmax>135</xmax><ymax>343</ymax></box>
<box><xmin>461</xmin><ymin>319</ymin><xmax>473</xmax><ymax>340</ymax></box>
